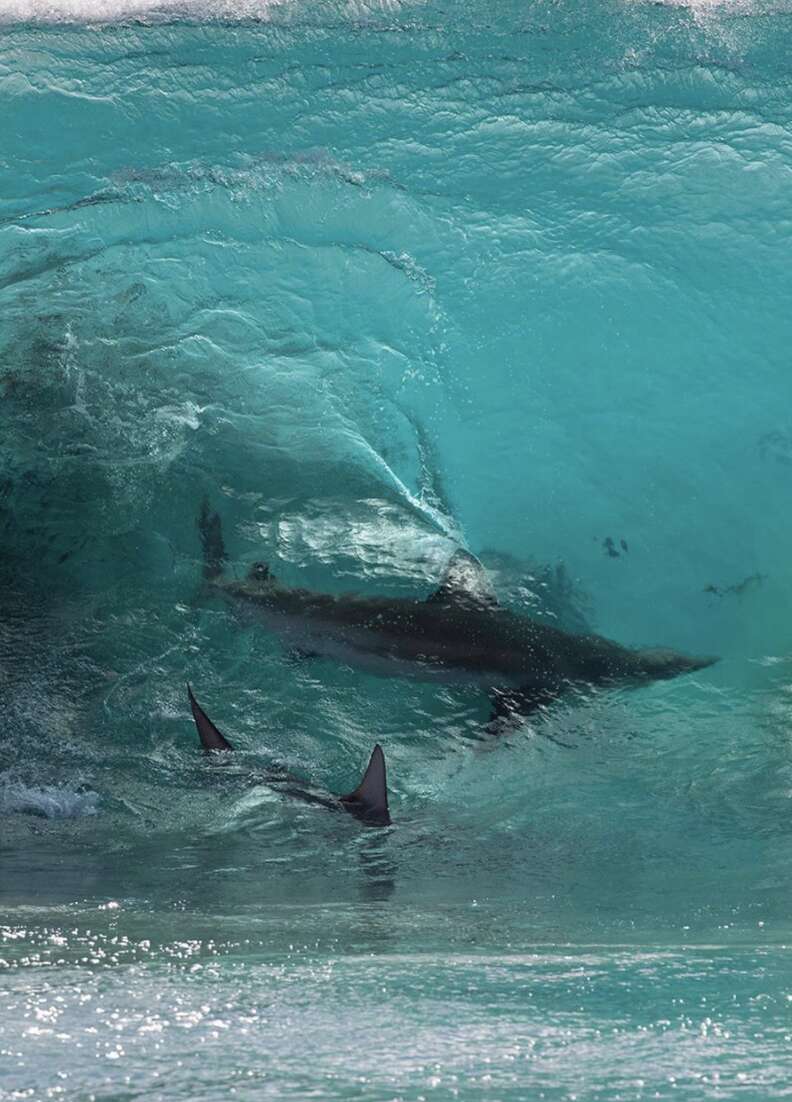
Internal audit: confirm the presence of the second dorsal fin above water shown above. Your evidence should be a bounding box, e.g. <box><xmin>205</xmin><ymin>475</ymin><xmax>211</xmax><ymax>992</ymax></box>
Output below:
<box><xmin>427</xmin><ymin>549</ymin><xmax>500</xmax><ymax>609</ymax></box>
<box><xmin>340</xmin><ymin>744</ymin><xmax>391</xmax><ymax>826</ymax></box>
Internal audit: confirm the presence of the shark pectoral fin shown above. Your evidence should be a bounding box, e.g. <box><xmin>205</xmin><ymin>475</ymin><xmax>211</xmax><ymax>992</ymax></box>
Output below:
<box><xmin>428</xmin><ymin>549</ymin><xmax>499</xmax><ymax>609</ymax></box>
<box><xmin>187</xmin><ymin>684</ymin><xmax>234</xmax><ymax>753</ymax></box>
<box><xmin>340</xmin><ymin>744</ymin><xmax>391</xmax><ymax>827</ymax></box>
<box><xmin>489</xmin><ymin>685</ymin><xmax>555</xmax><ymax>722</ymax></box>
<box><xmin>197</xmin><ymin>497</ymin><xmax>227</xmax><ymax>581</ymax></box>
<box><xmin>486</xmin><ymin>684</ymin><xmax>574</xmax><ymax>747</ymax></box>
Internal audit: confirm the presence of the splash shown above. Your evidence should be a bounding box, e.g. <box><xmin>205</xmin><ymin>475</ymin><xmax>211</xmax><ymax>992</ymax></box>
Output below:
<box><xmin>0</xmin><ymin>782</ymin><xmax>100</xmax><ymax>819</ymax></box>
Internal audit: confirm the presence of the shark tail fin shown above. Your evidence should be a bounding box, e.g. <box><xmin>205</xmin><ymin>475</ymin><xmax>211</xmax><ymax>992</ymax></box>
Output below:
<box><xmin>198</xmin><ymin>497</ymin><xmax>227</xmax><ymax>581</ymax></box>
<box><xmin>340</xmin><ymin>744</ymin><xmax>391</xmax><ymax>826</ymax></box>
<box><xmin>187</xmin><ymin>684</ymin><xmax>234</xmax><ymax>752</ymax></box>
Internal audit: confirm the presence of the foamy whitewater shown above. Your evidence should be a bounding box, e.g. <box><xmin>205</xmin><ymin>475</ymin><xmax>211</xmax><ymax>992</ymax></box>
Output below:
<box><xmin>2</xmin><ymin>1</ymin><xmax>792</xmax><ymax>1098</ymax></box>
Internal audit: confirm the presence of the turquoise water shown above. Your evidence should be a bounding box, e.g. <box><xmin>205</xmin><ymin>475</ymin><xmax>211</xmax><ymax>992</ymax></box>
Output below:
<box><xmin>2</xmin><ymin>1</ymin><xmax>792</xmax><ymax>1097</ymax></box>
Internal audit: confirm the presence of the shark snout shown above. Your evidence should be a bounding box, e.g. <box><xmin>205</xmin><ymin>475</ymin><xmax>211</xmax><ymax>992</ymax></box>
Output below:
<box><xmin>637</xmin><ymin>648</ymin><xmax>719</xmax><ymax>680</ymax></box>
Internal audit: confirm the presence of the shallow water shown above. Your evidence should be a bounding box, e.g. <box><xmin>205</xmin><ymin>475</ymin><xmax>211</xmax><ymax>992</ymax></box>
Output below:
<box><xmin>2</xmin><ymin>1</ymin><xmax>792</xmax><ymax>1098</ymax></box>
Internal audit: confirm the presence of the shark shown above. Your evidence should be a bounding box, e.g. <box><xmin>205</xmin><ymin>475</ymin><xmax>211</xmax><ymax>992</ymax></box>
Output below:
<box><xmin>197</xmin><ymin>500</ymin><xmax>717</xmax><ymax>728</ymax></box>
<box><xmin>187</xmin><ymin>684</ymin><xmax>391</xmax><ymax>827</ymax></box>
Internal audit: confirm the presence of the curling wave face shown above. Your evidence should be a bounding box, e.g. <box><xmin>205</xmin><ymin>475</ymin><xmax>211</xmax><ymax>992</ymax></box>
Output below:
<box><xmin>2</xmin><ymin>2</ymin><xmax>792</xmax><ymax>1098</ymax></box>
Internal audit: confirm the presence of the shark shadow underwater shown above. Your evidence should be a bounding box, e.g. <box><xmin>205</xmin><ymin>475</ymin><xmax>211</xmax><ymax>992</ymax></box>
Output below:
<box><xmin>187</xmin><ymin>684</ymin><xmax>391</xmax><ymax>827</ymax></box>
<box><xmin>197</xmin><ymin>500</ymin><xmax>717</xmax><ymax>729</ymax></box>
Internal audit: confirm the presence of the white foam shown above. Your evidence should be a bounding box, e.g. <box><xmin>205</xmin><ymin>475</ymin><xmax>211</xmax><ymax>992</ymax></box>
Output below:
<box><xmin>0</xmin><ymin>783</ymin><xmax>100</xmax><ymax>819</ymax></box>
<box><xmin>627</xmin><ymin>0</ymin><xmax>786</xmax><ymax>14</ymax></box>
<box><xmin>0</xmin><ymin>0</ymin><xmax>412</xmax><ymax>23</ymax></box>
<box><xmin>2</xmin><ymin>0</ymin><xmax>781</xmax><ymax>25</ymax></box>
<box><xmin>0</xmin><ymin>0</ymin><xmax>283</xmax><ymax>23</ymax></box>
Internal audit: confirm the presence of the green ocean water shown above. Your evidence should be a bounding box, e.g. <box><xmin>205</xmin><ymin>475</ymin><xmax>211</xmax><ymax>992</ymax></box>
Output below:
<box><xmin>2</xmin><ymin>1</ymin><xmax>792</xmax><ymax>1097</ymax></box>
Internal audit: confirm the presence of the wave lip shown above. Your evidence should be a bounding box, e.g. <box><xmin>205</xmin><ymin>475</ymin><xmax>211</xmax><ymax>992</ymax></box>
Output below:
<box><xmin>0</xmin><ymin>782</ymin><xmax>99</xmax><ymax>819</ymax></box>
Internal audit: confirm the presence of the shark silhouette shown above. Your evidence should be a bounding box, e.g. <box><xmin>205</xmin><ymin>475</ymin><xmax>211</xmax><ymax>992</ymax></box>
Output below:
<box><xmin>198</xmin><ymin>500</ymin><xmax>716</xmax><ymax>728</ymax></box>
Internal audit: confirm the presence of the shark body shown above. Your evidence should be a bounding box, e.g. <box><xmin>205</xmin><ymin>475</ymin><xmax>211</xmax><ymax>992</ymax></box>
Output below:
<box><xmin>198</xmin><ymin>502</ymin><xmax>716</xmax><ymax>724</ymax></box>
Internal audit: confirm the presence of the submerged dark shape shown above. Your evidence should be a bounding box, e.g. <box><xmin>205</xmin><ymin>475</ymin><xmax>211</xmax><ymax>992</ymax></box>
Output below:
<box><xmin>186</xmin><ymin>685</ymin><xmax>391</xmax><ymax>827</ymax></box>
<box><xmin>198</xmin><ymin>504</ymin><xmax>717</xmax><ymax>731</ymax></box>
<box><xmin>198</xmin><ymin>496</ymin><xmax>227</xmax><ymax>581</ymax></box>
<box><xmin>703</xmin><ymin>573</ymin><xmax>766</xmax><ymax>599</ymax></box>
<box><xmin>758</xmin><ymin>429</ymin><xmax>792</xmax><ymax>467</ymax></box>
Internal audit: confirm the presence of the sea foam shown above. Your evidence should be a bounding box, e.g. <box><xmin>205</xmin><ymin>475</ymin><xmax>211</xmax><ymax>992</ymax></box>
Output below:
<box><xmin>0</xmin><ymin>783</ymin><xmax>100</xmax><ymax>819</ymax></box>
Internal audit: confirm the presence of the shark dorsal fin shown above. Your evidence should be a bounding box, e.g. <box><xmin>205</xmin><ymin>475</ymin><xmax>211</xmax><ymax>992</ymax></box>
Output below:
<box><xmin>340</xmin><ymin>744</ymin><xmax>391</xmax><ymax>826</ymax></box>
<box><xmin>187</xmin><ymin>684</ymin><xmax>234</xmax><ymax>752</ymax></box>
<box><xmin>427</xmin><ymin>549</ymin><xmax>499</xmax><ymax>609</ymax></box>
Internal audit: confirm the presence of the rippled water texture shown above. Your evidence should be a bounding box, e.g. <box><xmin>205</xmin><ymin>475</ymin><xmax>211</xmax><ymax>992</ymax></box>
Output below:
<box><xmin>2</xmin><ymin>1</ymin><xmax>792</xmax><ymax>1098</ymax></box>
